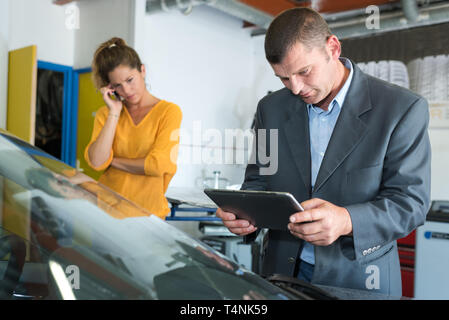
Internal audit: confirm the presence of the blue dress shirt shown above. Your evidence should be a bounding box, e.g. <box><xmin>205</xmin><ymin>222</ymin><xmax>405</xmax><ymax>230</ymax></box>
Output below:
<box><xmin>299</xmin><ymin>58</ymin><xmax>354</xmax><ymax>266</ymax></box>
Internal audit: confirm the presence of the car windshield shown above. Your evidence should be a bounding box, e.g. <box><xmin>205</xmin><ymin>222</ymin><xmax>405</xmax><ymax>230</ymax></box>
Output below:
<box><xmin>0</xmin><ymin>131</ymin><xmax>295</xmax><ymax>300</ymax></box>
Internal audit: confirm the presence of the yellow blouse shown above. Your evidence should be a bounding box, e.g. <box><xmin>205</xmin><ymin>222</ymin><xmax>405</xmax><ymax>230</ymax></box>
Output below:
<box><xmin>84</xmin><ymin>100</ymin><xmax>182</xmax><ymax>219</ymax></box>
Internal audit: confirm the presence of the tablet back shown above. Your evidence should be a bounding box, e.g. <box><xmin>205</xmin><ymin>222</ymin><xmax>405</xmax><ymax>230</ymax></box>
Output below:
<box><xmin>204</xmin><ymin>189</ymin><xmax>303</xmax><ymax>230</ymax></box>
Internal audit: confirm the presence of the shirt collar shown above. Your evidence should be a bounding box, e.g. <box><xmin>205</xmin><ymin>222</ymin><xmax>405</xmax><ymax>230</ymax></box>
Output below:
<box><xmin>307</xmin><ymin>57</ymin><xmax>353</xmax><ymax>113</ymax></box>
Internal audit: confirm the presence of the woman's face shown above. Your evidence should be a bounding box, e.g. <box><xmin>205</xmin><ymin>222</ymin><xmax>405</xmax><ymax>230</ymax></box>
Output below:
<box><xmin>108</xmin><ymin>64</ymin><xmax>147</xmax><ymax>105</ymax></box>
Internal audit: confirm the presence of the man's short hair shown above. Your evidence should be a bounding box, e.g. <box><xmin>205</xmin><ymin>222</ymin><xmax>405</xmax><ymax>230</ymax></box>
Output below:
<box><xmin>265</xmin><ymin>7</ymin><xmax>332</xmax><ymax>64</ymax></box>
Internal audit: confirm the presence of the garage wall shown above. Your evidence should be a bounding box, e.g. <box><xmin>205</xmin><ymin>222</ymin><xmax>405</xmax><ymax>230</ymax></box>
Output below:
<box><xmin>0</xmin><ymin>0</ymin><xmax>76</xmax><ymax>130</ymax></box>
<box><xmin>74</xmin><ymin>0</ymin><xmax>135</xmax><ymax>69</ymax></box>
<box><xmin>251</xmin><ymin>35</ymin><xmax>284</xmax><ymax>105</ymax></box>
<box><xmin>140</xmin><ymin>5</ymin><xmax>267</xmax><ymax>188</ymax></box>
<box><xmin>8</xmin><ymin>0</ymin><xmax>76</xmax><ymax>66</ymax></box>
<box><xmin>0</xmin><ymin>0</ymin><xmax>136</xmax><ymax>129</ymax></box>
<box><xmin>0</xmin><ymin>0</ymin><xmax>10</xmax><ymax>129</ymax></box>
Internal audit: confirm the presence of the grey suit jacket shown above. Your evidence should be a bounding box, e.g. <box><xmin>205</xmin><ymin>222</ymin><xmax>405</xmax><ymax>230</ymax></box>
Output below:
<box><xmin>242</xmin><ymin>62</ymin><xmax>431</xmax><ymax>296</ymax></box>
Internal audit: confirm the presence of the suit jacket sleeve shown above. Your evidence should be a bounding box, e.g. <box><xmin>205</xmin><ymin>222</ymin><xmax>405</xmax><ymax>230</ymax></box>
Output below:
<box><xmin>241</xmin><ymin>101</ymin><xmax>269</xmax><ymax>243</ymax></box>
<box><xmin>241</xmin><ymin>101</ymin><xmax>270</xmax><ymax>192</ymax></box>
<box><xmin>346</xmin><ymin>97</ymin><xmax>431</xmax><ymax>262</ymax></box>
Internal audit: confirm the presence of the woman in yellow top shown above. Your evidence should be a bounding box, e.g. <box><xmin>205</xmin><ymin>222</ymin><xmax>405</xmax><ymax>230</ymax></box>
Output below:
<box><xmin>84</xmin><ymin>37</ymin><xmax>182</xmax><ymax>219</ymax></box>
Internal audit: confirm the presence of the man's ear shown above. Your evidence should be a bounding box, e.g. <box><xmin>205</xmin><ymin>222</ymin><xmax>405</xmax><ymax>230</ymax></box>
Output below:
<box><xmin>326</xmin><ymin>35</ymin><xmax>341</xmax><ymax>60</ymax></box>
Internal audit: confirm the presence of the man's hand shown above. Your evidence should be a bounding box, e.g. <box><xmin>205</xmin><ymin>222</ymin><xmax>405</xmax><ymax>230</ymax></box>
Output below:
<box><xmin>288</xmin><ymin>198</ymin><xmax>352</xmax><ymax>246</ymax></box>
<box><xmin>215</xmin><ymin>207</ymin><xmax>257</xmax><ymax>236</ymax></box>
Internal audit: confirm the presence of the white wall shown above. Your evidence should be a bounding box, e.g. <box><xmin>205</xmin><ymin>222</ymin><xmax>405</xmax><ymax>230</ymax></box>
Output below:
<box><xmin>5</xmin><ymin>0</ymin><xmax>134</xmax><ymax>70</ymax></box>
<box><xmin>0</xmin><ymin>0</ymin><xmax>10</xmax><ymax>129</ymax></box>
<box><xmin>74</xmin><ymin>0</ymin><xmax>135</xmax><ymax>69</ymax></box>
<box><xmin>250</xmin><ymin>35</ymin><xmax>283</xmax><ymax>102</ymax></box>
<box><xmin>8</xmin><ymin>0</ymin><xmax>76</xmax><ymax>66</ymax></box>
<box><xmin>0</xmin><ymin>0</ymin><xmax>77</xmax><ymax>129</ymax></box>
<box><xmin>0</xmin><ymin>0</ymin><xmax>136</xmax><ymax>129</ymax></box>
<box><xmin>141</xmin><ymin>5</ymin><xmax>282</xmax><ymax>188</ymax></box>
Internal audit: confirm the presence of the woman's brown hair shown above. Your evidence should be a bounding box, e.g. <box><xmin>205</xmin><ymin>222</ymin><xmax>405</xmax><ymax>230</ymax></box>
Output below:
<box><xmin>91</xmin><ymin>37</ymin><xmax>143</xmax><ymax>90</ymax></box>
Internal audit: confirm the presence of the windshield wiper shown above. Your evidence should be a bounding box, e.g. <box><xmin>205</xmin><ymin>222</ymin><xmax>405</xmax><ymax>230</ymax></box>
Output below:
<box><xmin>266</xmin><ymin>274</ymin><xmax>338</xmax><ymax>300</ymax></box>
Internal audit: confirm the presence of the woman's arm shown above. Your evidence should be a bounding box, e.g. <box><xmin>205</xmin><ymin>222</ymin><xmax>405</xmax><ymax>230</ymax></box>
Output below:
<box><xmin>111</xmin><ymin>104</ymin><xmax>182</xmax><ymax>176</ymax></box>
<box><xmin>87</xmin><ymin>87</ymin><xmax>123</xmax><ymax>168</ymax></box>
<box><xmin>88</xmin><ymin>114</ymin><xmax>120</xmax><ymax>167</ymax></box>
<box><xmin>111</xmin><ymin>157</ymin><xmax>146</xmax><ymax>175</ymax></box>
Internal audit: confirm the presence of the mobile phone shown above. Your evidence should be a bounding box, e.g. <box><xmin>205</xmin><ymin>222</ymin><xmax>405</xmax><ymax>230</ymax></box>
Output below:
<box><xmin>111</xmin><ymin>91</ymin><xmax>124</xmax><ymax>101</ymax></box>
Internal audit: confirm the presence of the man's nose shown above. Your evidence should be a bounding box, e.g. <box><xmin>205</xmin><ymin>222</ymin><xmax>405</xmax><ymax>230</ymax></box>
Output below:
<box><xmin>290</xmin><ymin>75</ymin><xmax>303</xmax><ymax>95</ymax></box>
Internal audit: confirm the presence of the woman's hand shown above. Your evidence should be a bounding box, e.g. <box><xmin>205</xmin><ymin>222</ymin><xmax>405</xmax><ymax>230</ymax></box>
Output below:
<box><xmin>100</xmin><ymin>85</ymin><xmax>123</xmax><ymax>115</ymax></box>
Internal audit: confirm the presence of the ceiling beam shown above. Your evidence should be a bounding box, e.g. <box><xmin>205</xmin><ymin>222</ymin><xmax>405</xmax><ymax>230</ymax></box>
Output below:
<box><xmin>330</xmin><ymin>1</ymin><xmax>449</xmax><ymax>39</ymax></box>
<box><xmin>237</xmin><ymin>0</ymin><xmax>399</xmax><ymax>15</ymax></box>
<box><xmin>53</xmin><ymin>0</ymin><xmax>77</xmax><ymax>4</ymax></box>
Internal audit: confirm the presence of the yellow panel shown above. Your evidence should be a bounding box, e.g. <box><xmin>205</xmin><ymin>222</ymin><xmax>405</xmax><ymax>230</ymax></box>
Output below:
<box><xmin>7</xmin><ymin>45</ymin><xmax>37</xmax><ymax>144</ymax></box>
<box><xmin>2</xmin><ymin>179</ymin><xmax>30</xmax><ymax>242</ymax></box>
<box><xmin>33</xmin><ymin>154</ymin><xmax>77</xmax><ymax>177</ymax></box>
<box><xmin>76</xmin><ymin>72</ymin><xmax>105</xmax><ymax>180</ymax></box>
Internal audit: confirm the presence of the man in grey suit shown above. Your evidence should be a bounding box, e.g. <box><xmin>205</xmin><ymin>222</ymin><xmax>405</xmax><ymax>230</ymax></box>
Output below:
<box><xmin>216</xmin><ymin>7</ymin><xmax>431</xmax><ymax>296</ymax></box>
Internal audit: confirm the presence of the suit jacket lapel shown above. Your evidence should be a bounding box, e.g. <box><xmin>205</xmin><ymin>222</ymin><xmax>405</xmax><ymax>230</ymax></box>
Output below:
<box><xmin>284</xmin><ymin>99</ymin><xmax>312</xmax><ymax>195</ymax></box>
<box><xmin>313</xmin><ymin>63</ymin><xmax>372</xmax><ymax>193</ymax></box>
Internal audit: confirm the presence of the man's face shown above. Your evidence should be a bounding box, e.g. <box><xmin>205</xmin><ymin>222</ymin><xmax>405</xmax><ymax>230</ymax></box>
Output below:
<box><xmin>271</xmin><ymin>38</ymin><xmax>340</xmax><ymax>106</ymax></box>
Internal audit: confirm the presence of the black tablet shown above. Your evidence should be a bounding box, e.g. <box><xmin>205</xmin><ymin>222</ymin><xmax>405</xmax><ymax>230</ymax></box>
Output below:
<box><xmin>204</xmin><ymin>189</ymin><xmax>304</xmax><ymax>231</ymax></box>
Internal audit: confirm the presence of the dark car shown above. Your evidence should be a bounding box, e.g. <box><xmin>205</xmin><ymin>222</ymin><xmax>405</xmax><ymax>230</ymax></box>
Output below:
<box><xmin>0</xmin><ymin>129</ymin><xmax>337</xmax><ymax>300</ymax></box>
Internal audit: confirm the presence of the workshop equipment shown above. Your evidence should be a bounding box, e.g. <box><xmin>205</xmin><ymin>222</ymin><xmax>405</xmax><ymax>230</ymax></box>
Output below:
<box><xmin>414</xmin><ymin>200</ymin><xmax>449</xmax><ymax>299</ymax></box>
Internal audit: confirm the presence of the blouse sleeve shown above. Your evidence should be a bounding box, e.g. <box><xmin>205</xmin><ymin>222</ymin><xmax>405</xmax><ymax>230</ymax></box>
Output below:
<box><xmin>144</xmin><ymin>103</ymin><xmax>182</xmax><ymax>177</ymax></box>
